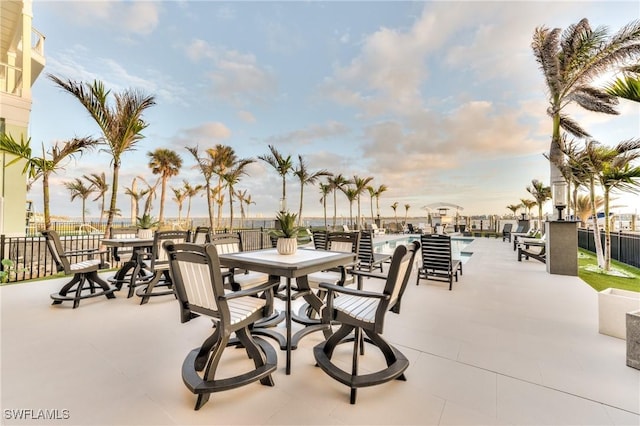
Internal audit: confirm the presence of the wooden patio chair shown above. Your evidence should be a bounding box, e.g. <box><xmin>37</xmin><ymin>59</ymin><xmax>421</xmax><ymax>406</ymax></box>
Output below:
<box><xmin>106</xmin><ymin>226</ymin><xmax>141</xmax><ymax>290</ymax></box>
<box><xmin>312</xmin><ymin>230</ymin><xmax>328</xmax><ymax>250</ymax></box>
<box><xmin>132</xmin><ymin>230</ymin><xmax>190</xmax><ymax>304</ymax></box>
<box><xmin>164</xmin><ymin>242</ymin><xmax>278</xmax><ymax>410</ymax></box>
<box><xmin>517</xmin><ymin>240</ymin><xmax>546</xmax><ymax>264</ymax></box>
<box><xmin>313</xmin><ymin>240</ymin><xmax>420</xmax><ymax>404</ymax></box>
<box><xmin>191</xmin><ymin>226</ymin><xmax>212</xmax><ymax>244</ymax></box>
<box><xmin>416</xmin><ymin>233</ymin><xmax>462</xmax><ymax>291</ymax></box>
<box><xmin>42</xmin><ymin>230</ymin><xmax>116</xmax><ymax>309</ymax></box>
<box><xmin>501</xmin><ymin>223</ymin><xmax>513</xmax><ymax>242</ymax></box>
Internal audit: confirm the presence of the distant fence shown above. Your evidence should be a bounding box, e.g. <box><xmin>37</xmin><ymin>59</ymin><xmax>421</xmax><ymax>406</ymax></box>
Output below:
<box><xmin>577</xmin><ymin>228</ymin><xmax>640</xmax><ymax>268</ymax></box>
<box><xmin>0</xmin><ymin>228</ymin><xmax>273</xmax><ymax>284</ymax></box>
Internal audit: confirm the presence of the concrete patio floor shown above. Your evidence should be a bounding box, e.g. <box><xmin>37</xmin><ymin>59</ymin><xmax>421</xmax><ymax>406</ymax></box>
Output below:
<box><xmin>1</xmin><ymin>236</ymin><xmax>639</xmax><ymax>425</ymax></box>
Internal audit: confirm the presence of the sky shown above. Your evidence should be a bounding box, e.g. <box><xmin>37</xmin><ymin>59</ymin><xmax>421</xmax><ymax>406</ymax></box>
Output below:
<box><xmin>26</xmin><ymin>0</ymin><xmax>640</xmax><ymax>222</ymax></box>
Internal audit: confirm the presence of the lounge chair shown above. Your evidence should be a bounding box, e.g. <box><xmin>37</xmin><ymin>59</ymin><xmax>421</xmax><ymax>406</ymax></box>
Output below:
<box><xmin>164</xmin><ymin>242</ymin><xmax>278</xmax><ymax>410</ymax></box>
<box><xmin>42</xmin><ymin>230</ymin><xmax>116</xmax><ymax>308</ymax></box>
<box><xmin>313</xmin><ymin>240</ymin><xmax>420</xmax><ymax>404</ymax></box>
<box><xmin>501</xmin><ymin>223</ymin><xmax>513</xmax><ymax>242</ymax></box>
<box><xmin>371</xmin><ymin>223</ymin><xmax>386</xmax><ymax>235</ymax></box>
<box><xmin>416</xmin><ymin>233</ymin><xmax>462</xmax><ymax>291</ymax></box>
<box><xmin>517</xmin><ymin>241</ymin><xmax>546</xmax><ymax>263</ymax></box>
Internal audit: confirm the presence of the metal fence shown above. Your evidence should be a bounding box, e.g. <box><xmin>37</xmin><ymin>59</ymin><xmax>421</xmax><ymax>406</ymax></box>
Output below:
<box><xmin>0</xmin><ymin>228</ymin><xmax>273</xmax><ymax>284</ymax></box>
<box><xmin>577</xmin><ymin>228</ymin><xmax>640</xmax><ymax>268</ymax></box>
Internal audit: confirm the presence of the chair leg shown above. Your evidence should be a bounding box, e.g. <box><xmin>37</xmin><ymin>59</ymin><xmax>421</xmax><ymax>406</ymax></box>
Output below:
<box><xmin>236</xmin><ymin>327</ymin><xmax>274</xmax><ymax>387</ymax></box>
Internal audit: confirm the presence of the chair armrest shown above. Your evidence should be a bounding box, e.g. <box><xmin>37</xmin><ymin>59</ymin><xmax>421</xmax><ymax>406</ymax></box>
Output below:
<box><xmin>318</xmin><ymin>282</ymin><xmax>389</xmax><ymax>300</ymax></box>
<box><xmin>221</xmin><ymin>279</ymin><xmax>279</xmax><ymax>300</ymax></box>
<box><xmin>349</xmin><ymin>269</ymin><xmax>387</xmax><ymax>281</ymax></box>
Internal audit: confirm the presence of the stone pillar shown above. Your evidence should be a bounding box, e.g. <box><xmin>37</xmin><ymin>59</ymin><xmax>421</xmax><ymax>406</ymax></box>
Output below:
<box><xmin>627</xmin><ymin>310</ymin><xmax>640</xmax><ymax>370</ymax></box>
<box><xmin>546</xmin><ymin>220</ymin><xmax>578</xmax><ymax>276</ymax></box>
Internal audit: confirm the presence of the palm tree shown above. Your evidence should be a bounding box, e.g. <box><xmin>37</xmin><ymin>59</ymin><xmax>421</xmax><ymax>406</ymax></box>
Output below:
<box><xmin>372</xmin><ymin>184</ymin><xmax>388</xmax><ymax>223</ymax></box>
<box><xmin>520</xmin><ymin>199</ymin><xmax>537</xmax><ymax>220</ymax></box>
<box><xmin>319</xmin><ymin>182</ymin><xmax>331</xmax><ymax>229</ymax></box>
<box><xmin>404</xmin><ymin>203</ymin><xmax>411</xmax><ymax>226</ymax></box>
<box><xmin>186</xmin><ymin>146</ymin><xmax>216</xmax><ymax>229</ymax></box>
<box><xmin>235</xmin><ymin>189</ymin><xmax>251</xmax><ymax>228</ymax></box>
<box><xmin>64</xmin><ymin>178</ymin><xmax>94</xmax><ymax>223</ymax></box>
<box><xmin>84</xmin><ymin>172</ymin><xmax>109</xmax><ymax>223</ymax></box>
<box><xmin>0</xmin><ymin>134</ymin><xmax>98</xmax><ymax>229</ymax></box>
<box><xmin>390</xmin><ymin>202</ymin><xmax>399</xmax><ymax>229</ymax></box>
<box><xmin>147</xmin><ymin>148</ymin><xmax>182</xmax><ymax>223</ymax></box>
<box><xmin>526</xmin><ymin>179</ymin><xmax>551</xmax><ymax>230</ymax></box>
<box><xmin>206</xmin><ymin>144</ymin><xmax>236</xmax><ymax>229</ymax></box>
<box><xmin>506</xmin><ymin>204</ymin><xmax>521</xmax><ymax>218</ymax></box>
<box><xmin>328</xmin><ymin>174</ymin><xmax>350</xmax><ymax>228</ymax></box>
<box><xmin>222</xmin><ymin>157</ymin><xmax>255</xmax><ymax>231</ymax></box>
<box><xmin>531</xmin><ymin>19</ymin><xmax>640</xmax><ymax>186</ymax></box>
<box><xmin>171</xmin><ymin>186</ymin><xmax>187</xmax><ymax>223</ymax></box>
<box><xmin>258</xmin><ymin>145</ymin><xmax>293</xmax><ymax>213</ymax></box>
<box><xmin>352</xmin><ymin>175</ymin><xmax>373</xmax><ymax>230</ymax></box>
<box><xmin>341</xmin><ymin>186</ymin><xmax>358</xmax><ymax>228</ymax></box>
<box><xmin>293</xmin><ymin>155</ymin><xmax>331</xmax><ymax>225</ymax></box>
<box><xmin>181</xmin><ymin>180</ymin><xmax>202</xmax><ymax>225</ymax></box>
<box><xmin>575</xmin><ymin>193</ymin><xmax>604</xmax><ymax>228</ymax></box>
<box><xmin>593</xmin><ymin>139</ymin><xmax>640</xmax><ymax>270</ymax></box>
<box><xmin>123</xmin><ymin>177</ymin><xmax>147</xmax><ymax>224</ymax></box>
<box><xmin>49</xmin><ymin>75</ymin><xmax>156</xmax><ymax>237</ymax></box>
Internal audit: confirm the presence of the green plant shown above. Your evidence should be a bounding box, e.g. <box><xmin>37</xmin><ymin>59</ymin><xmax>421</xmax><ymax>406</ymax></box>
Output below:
<box><xmin>271</xmin><ymin>211</ymin><xmax>302</xmax><ymax>239</ymax></box>
<box><xmin>0</xmin><ymin>259</ymin><xmax>15</xmax><ymax>284</ymax></box>
<box><xmin>136</xmin><ymin>214</ymin><xmax>159</xmax><ymax>229</ymax></box>
<box><xmin>578</xmin><ymin>249</ymin><xmax>640</xmax><ymax>292</ymax></box>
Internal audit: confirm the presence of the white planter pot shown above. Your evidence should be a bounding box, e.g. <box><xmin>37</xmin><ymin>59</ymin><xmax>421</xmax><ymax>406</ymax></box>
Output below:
<box><xmin>137</xmin><ymin>229</ymin><xmax>154</xmax><ymax>239</ymax></box>
<box><xmin>598</xmin><ymin>288</ymin><xmax>640</xmax><ymax>339</ymax></box>
<box><xmin>276</xmin><ymin>238</ymin><xmax>297</xmax><ymax>255</ymax></box>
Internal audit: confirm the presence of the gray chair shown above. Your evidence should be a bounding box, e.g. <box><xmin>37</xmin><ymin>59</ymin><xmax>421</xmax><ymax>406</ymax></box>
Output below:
<box><xmin>313</xmin><ymin>240</ymin><xmax>420</xmax><ymax>404</ymax></box>
<box><xmin>191</xmin><ymin>226</ymin><xmax>212</xmax><ymax>244</ymax></box>
<box><xmin>416</xmin><ymin>234</ymin><xmax>462</xmax><ymax>291</ymax></box>
<box><xmin>107</xmin><ymin>226</ymin><xmax>141</xmax><ymax>289</ymax></box>
<box><xmin>358</xmin><ymin>230</ymin><xmax>391</xmax><ymax>273</ymax></box>
<box><xmin>501</xmin><ymin>223</ymin><xmax>513</xmax><ymax>242</ymax></box>
<box><xmin>164</xmin><ymin>242</ymin><xmax>278</xmax><ymax>410</ymax></box>
<box><xmin>42</xmin><ymin>230</ymin><xmax>116</xmax><ymax>308</ymax></box>
<box><xmin>132</xmin><ymin>230</ymin><xmax>190</xmax><ymax>304</ymax></box>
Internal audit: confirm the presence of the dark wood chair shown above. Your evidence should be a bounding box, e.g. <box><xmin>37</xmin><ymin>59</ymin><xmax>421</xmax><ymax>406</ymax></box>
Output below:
<box><xmin>517</xmin><ymin>241</ymin><xmax>546</xmax><ymax>263</ymax></box>
<box><xmin>106</xmin><ymin>226</ymin><xmax>141</xmax><ymax>289</ymax></box>
<box><xmin>191</xmin><ymin>226</ymin><xmax>212</xmax><ymax>244</ymax></box>
<box><xmin>416</xmin><ymin>234</ymin><xmax>462</xmax><ymax>291</ymax></box>
<box><xmin>358</xmin><ymin>230</ymin><xmax>391</xmax><ymax>273</ymax></box>
<box><xmin>164</xmin><ymin>242</ymin><xmax>278</xmax><ymax>410</ymax></box>
<box><xmin>501</xmin><ymin>223</ymin><xmax>513</xmax><ymax>242</ymax></box>
<box><xmin>42</xmin><ymin>230</ymin><xmax>116</xmax><ymax>308</ymax></box>
<box><xmin>313</xmin><ymin>240</ymin><xmax>420</xmax><ymax>404</ymax></box>
<box><xmin>312</xmin><ymin>230</ymin><xmax>328</xmax><ymax>250</ymax></box>
<box><xmin>132</xmin><ymin>230</ymin><xmax>190</xmax><ymax>304</ymax></box>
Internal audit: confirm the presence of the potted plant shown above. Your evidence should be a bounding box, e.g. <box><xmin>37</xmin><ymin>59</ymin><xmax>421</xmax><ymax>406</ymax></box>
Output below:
<box><xmin>271</xmin><ymin>211</ymin><xmax>302</xmax><ymax>255</ymax></box>
<box><xmin>136</xmin><ymin>214</ymin><xmax>158</xmax><ymax>239</ymax></box>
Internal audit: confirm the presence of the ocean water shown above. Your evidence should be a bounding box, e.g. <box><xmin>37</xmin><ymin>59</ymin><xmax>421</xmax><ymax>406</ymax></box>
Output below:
<box><xmin>374</xmin><ymin>235</ymin><xmax>473</xmax><ymax>263</ymax></box>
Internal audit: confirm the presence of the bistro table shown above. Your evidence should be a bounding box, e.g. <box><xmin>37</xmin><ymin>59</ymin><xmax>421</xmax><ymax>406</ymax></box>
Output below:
<box><xmin>218</xmin><ymin>247</ymin><xmax>356</xmax><ymax>374</ymax></box>
<box><xmin>101</xmin><ymin>238</ymin><xmax>154</xmax><ymax>295</ymax></box>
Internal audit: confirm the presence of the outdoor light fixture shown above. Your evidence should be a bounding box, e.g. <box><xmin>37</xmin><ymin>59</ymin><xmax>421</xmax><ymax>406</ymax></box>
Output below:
<box><xmin>552</xmin><ymin>180</ymin><xmax>568</xmax><ymax>221</ymax></box>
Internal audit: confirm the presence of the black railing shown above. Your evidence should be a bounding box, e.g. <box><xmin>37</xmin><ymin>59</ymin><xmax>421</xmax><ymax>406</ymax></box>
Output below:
<box><xmin>577</xmin><ymin>228</ymin><xmax>640</xmax><ymax>268</ymax></box>
<box><xmin>0</xmin><ymin>227</ymin><xmax>274</xmax><ymax>283</ymax></box>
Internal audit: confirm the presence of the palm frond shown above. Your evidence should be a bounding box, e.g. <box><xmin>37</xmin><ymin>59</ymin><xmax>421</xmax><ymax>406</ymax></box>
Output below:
<box><xmin>532</xmin><ymin>27</ymin><xmax>562</xmax><ymax>97</ymax></box>
<box><xmin>605</xmin><ymin>74</ymin><xmax>640</xmax><ymax>102</ymax></box>
<box><xmin>558</xmin><ymin>114</ymin><xmax>591</xmax><ymax>137</ymax></box>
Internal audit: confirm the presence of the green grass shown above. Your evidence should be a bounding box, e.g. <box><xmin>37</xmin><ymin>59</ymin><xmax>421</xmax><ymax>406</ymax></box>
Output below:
<box><xmin>578</xmin><ymin>249</ymin><xmax>640</xmax><ymax>293</ymax></box>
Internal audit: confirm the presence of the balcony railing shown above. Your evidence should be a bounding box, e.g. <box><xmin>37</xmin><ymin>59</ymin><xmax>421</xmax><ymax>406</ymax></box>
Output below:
<box><xmin>0</xmin><ymin>28</ymin><xmax>45</xmax><ymax>96</ymax></box>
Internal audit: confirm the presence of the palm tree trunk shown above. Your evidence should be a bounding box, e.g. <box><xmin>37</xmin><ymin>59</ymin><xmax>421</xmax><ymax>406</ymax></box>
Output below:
<box><xmin>206</xmin><ymin>184</ymin><xmax>215</xmax><ymax>230</ymax></box>
<box><xmin>228</xmin><ymin>186</ymin><xmax>234</xmax><ymax>232</ymax></box>
<box><xmin>589</xmin><ymin>178</ymin><xmax>605</xmax><ymax>268</ymax></box>
<box><xmin>43</xmin><ymin>172</ymin><xmax>51</xmax><ymax>230</ymax></box>
<box><xmin>159</xmin><ymin>176</ymin><xmax>167</xmax><ymax>223</ymax></box>
<box><xmin>356</xmin><ymin>198</ymin><xmax>361</xmax><ymax>230</ymax></box>
<box><xmin>81</xmin><ymin>198</ymin><xmax>86</xmax><ymax>224</ymax></box>
<box><xmin>105</xmin><ymin>162</ymin><xmax>120</xmax><ymax>238</ymax></box>
<box><xmin>298</xmin><ymin>186</ymin><xmax>304</xmax><ymax>226</ymax></box>
<box><xmin>332</xmin><ymin>190</ymin><xmax>337</xmax><ymax>228</ymax></box>
<box><xmin>603</xmin><ymin>188</ymin><xmax>611</xmax><ymax>271</ymax></box>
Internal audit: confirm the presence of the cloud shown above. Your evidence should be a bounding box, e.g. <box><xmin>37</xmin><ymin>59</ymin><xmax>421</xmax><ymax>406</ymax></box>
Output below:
<box><xmin>57</xmin><ymin>1</ymin><xmax>160</xmax><ymax>35</ymax></box>
<box><xmin>185</xmin><ymin>39</ymin><xmax>277</xmax><ymax>107</ymax></box>
<box><xmin>183</xmin><ymin>122</ymin><xmax>232</xmax><ymax>141</ymax></box>
<box><xmin>237</xmin><ymin>111</ymin><xmax>256</xmax><ymax>123</ymax></box>
<box><xmin>266</xmin><ymin>121</ymin><xmax>351</xmax><ymax>145</ymax></box>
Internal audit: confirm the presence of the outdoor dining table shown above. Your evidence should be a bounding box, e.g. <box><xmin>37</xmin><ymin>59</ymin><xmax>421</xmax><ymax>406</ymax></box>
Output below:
<box><xmin>218</xmin><ymin>247</ymin><xmax>356</xmax><ymax>375</ymax></box>
<box><xmin>101</xmin><ymin>237</ymin><xmax>154</xmax><ymax>293</ymax></box>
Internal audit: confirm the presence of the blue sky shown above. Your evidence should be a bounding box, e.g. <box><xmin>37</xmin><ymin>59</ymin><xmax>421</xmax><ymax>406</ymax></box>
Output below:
<box><xmin>28</xmin><ymin>0</ymin><xmax>640</xmax><ymax>221</ymax></box>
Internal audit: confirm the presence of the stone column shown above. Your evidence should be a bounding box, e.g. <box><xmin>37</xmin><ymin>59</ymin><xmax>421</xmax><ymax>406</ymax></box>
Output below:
<box><xmin>546</xmin><ymin>220</ymin><xmax>578</xmax><ymax>276</ymax></box>
<box><xmin>627</xmin><ymin>310</ymin><xmax>640</xmax><ymax>370</ymax></box>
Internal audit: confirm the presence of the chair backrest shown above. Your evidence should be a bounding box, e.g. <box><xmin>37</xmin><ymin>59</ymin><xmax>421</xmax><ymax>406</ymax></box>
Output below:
<box><xmin>419</xmin><ymin>234</ymin><xmax>454</xmax><ymax>273</ymax></box>
<box><xmin>502</xmin><ymin>223</ymin><xmax>513</xmax><ymax>234</ymax></box>
<box><xmin>312</xmin><ymin>230</ymin><xmax>328</xmax><ymax>250</ymax></box>
<box><xmin>209</xmin><ymin>232</ymin><xmax>243</xmax><ymax>254</ymax></box>
<box><xmin>41</xmin><ymin>230</ymin><xmax>70</xmax><ymax>273</ymax></box>
<box><xmin>109</xmin><ymin>227</ymin><xmax>138</xmax><ymax>260</ymax></box>
<box><xmin>342</xmin><ymin>224</ymin><xmax>350</xmax><ymax>232</ymax></box>
<box><xmin>357</xmin><ymin>230</ymin><xmax>375</xmax><ymax>264</ymax></box>
<box><xmin>327</xmin><ymin>231</ymin><xmax>360</xmax><ymax>254</ymax></box>
<box><xmin>164</xmin><ymin>242</ymin><xmax>227</xmax><ymax>323</ymax></box>
<box><xmin>191</xmin><ymin>226</ymin><xmax>212</xmax><ymax>244</ymax></box>
<box><xmin>150</xmin><ymin>230</ymin><xmax>190</xmax><ymax>269</ymax></box>
<box><xmin>380</xmin><ymin>240</ymin><xmax>420</xmax><ymax>319</ymax></box>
